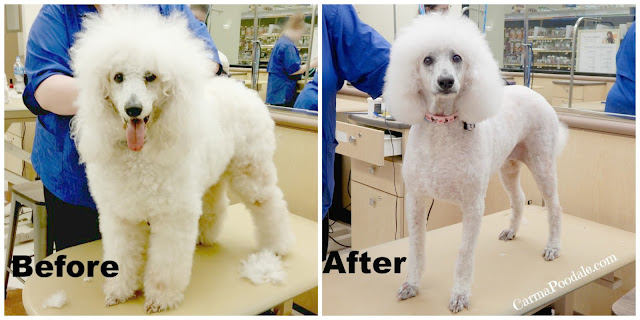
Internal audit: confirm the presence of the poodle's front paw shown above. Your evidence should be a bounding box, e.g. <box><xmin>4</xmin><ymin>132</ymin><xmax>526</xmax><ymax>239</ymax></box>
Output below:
<box><xmin>197</xmin><ymin>232</ymin><xmax>218</xmax><ymax>246</ymax></box>
<box><xmin>397</xmin><ymin>282</ymin><xmax>418</xmax><ymax>300</ymax></box>
<box><xmin>498</xmin><ymin>228</ymin><xmax>516</xmax><ymax>241</ymax></box>
<box><xmin>265</xmin><ymin>231</ymin><xmax>296</xmax><ymax>256</ymax></box>
<box><xmin>144</xmin><ymin>292</ymin><xmax>184</xmax><ymax>314</ymax></box>
<box><xmin>543</xmin><ymin>246</ymin><xmax>560</xmax><ymax>261</ymax></box>
<box><xmin>448</xmin><ymin>292</ymin><xmax>470</xmax><ymax>313</ymax></box>
<box><xmin>103</xmin><ymin>279</ymin><xmax>137</xmax><ymax>306</ymax></box>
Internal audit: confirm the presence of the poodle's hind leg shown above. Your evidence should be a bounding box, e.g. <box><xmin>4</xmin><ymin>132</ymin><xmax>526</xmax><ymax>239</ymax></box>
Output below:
<box><xmin>526</xmin><ymin>157</ymin><xmax>562</xmax><ymax>261</ymax></box>
<box><xmin>498</xmin><ymin>159</ymin><xmax>525</xmax><ymax>241</ymax></box>
<box><xmin>449</xmin><ymin>198</ymin><xmax>484</xmax><ymax>313</ymax></box>
<box><xmin>397</xmin><ymin>191</ymin><xmax>428</xmax><ymax>300</ymax></box>
<box><xmin>143</xmin><ymin>204</ymin><xmax>200</xmax><ymax>313</ymax></box>
<box><xmin>228</xmin><ymin>158</ymin><xmax>295</xmax><ymax>255</ymax></box>
<box><xmin>101</xmin><ymin>214</ymin><xmax>149</xmax><ymax>306</ymax></box>
<box><xmin>197</xmin><ymin>181</ymin><xmax>229</xmax><ymax>246</ymax></box>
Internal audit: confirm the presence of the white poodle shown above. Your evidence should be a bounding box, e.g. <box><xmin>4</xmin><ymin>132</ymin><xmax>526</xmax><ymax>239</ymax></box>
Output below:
<box><xmin>383</xmin><ymin>13</ymin><xmax>568</xmax><ymax>313</ymax></box>
<box><xmin>70</xmin><ymin>6</ymin><xmax>294</xmax><ymax>313</ymax></box>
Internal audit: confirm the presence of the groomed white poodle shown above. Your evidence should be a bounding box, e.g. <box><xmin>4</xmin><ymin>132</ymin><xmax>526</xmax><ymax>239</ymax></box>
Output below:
<box><xmin>70</xmin><ymin>6</ymin><xmax>294</xmax><ymax>313</ymax></box>
<box><xmin>383</xmin><ymin>13</ymin><xmax>567</xmax><ymax>313</ymax></box>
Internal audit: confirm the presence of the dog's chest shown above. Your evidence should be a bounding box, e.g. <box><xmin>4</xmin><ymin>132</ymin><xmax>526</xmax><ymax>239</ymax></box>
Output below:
<box><xmin>403</xmin><ymin>124</ymin><xmax>488</xmax><ymax>200</ymax></box>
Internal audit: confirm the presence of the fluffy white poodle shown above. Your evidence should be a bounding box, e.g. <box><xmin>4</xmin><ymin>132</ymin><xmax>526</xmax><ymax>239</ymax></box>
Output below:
<box><xmin>383</xmin><ymin>13</ymin><xmax>567</xmax><ymax>313</ymax></box>
<box><xmin>70</xmin><ymin>6</ymin><xmax>294</xmax><ymax>313</ymax></box>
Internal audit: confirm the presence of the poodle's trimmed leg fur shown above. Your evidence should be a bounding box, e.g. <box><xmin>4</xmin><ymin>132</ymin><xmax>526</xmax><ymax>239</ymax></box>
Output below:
<box><xmin>198</xmin><ymin>181</ymin><xmax>228</xmax><ymax>246</ymax></box>
<box><xmin>101</xmin><ymin>215</ymin><xmax>149</xmax><ymax>306</ymax></box>
<box><xmin>498</xmin><ymin>160</ymin><xmax>525</xmax><ymax>241</ymax></box>
<box><xmin>449</xmin><ymin>199</ymin><xmax>484</xmax><ymax>313</ymax></box>
<box><xmin>229</xmin><ymin>160</ymin><xmax>295</xmax><ymax>255</ymax></box>
<box><xmin>527</xmin><ymin>158</ymin><xmax>562</xmax><ymax>261</ymax></box>
<box><xmin>397</xmin><ymin>192</ymin><xmax>427</xmax><ymax>300</ymax></box>
<box><xmin>143</xmin><ymin>206</ymin><xmax>200</xmax><ymax>313</ymax></box>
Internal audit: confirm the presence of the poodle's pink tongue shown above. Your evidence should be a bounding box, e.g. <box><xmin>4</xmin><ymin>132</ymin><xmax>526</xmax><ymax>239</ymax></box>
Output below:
<box><xmin>126</xmin><ymin>119</ymin><xmax>146</xmax><ymax>151</ymax></box>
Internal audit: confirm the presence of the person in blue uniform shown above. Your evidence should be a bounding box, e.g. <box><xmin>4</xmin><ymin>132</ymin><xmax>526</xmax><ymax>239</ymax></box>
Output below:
<box><xmin>322</xmin><ymin>5</ymin><xmax>391</xmax><ymax>259</ymax></box>
<box><xmin>266</xmin><ymin>14</ymin><xmax>318</xmax><ymax>107</ymax></box>
<box><xmin>605</xmin><ymin>21</ymin><xmax>635</xmax><ymax>116</ymax></box>
<box><xmin>23</xmin><ymin>4</ymin><xmax>221</xmax><ymax>251</ymax></box>
<box><xmin>293</xmin><ymin>72</ymin><xmax>318</xmax><ymax>111</ymax></box>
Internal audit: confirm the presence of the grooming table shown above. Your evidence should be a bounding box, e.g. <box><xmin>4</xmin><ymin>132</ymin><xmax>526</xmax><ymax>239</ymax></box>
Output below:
<box><xmin>21</xmin><ymin>204</ymin><xmax>317</xmax><ymax>315</ymax></box>
<box><xmin>323</xmin><ymin>206</ymin><xmax>635</xmax><ymax>315</ymax></box>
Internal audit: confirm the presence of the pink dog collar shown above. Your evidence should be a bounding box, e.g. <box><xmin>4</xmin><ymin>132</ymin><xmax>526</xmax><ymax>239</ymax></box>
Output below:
<box><xmin>424</xmin><ymin>112</ymin><xmax>458</xmax><ymax>124</ymax></box>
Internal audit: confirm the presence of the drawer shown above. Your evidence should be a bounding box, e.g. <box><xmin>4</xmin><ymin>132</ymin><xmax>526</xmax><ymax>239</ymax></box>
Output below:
<box><xmin>351</xmin><ymin>181</ymin><xmax>405</xmax><ymax>249</ymax></box>
<box><xmin>351</xmin><ymin>158</ymin><xmax>404</xmax><ymax>196</ymax></box>
<box><xmin>551</xmin><ymin>97</ymin><xmax>583</xmax><ymax>107</ymax></box>
<box><xmin>553</xmin><ymin>84</ymin><xmax>583</xmax><ymax>100</ymax></box>
<box><xmin>335</xmin><ymin>121</ymin><xmax>385</xmax><ymax>166</ymax></box>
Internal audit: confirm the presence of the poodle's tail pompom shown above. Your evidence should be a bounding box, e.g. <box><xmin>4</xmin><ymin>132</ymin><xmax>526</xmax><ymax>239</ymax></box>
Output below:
<box><xmin>555</xmin><ymin>121</ymin><xmax>569</xmax><ymax>157</ymax></box>
<box><xmin>383</xmin><ymin>13</ymin><xmax>504</xmax><ymax>125</ymax></box>
<box><xmin>240</xmin><ymin>249</ymin><xmax>286</xmax><ymax>285</ymax></box>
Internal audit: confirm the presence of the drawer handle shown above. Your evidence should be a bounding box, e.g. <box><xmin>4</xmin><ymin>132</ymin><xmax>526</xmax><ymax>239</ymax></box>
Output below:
<box><xmin>369</xmin><ymin>198</ymin><xmax>376</xmax><ymax>206</ymax></box>
<box><xmin>368</xmin><ymin>166</ymin><xmax>376</xmax><ymax>174</ymax></box>
<box><xmin>349</xmin><ymin>135</ymin><xmax>356</xmax><ymax>143</ymax></box>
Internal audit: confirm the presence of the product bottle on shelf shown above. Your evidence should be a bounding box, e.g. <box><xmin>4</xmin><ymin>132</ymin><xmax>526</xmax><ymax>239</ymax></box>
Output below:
<box><xmin>13</xmin><ymin>56</ymin><xmax>25</xmax><ymax>94</ymax></box>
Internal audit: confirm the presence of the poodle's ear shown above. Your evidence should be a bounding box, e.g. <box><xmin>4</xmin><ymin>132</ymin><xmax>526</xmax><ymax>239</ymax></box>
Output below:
<box><xmin>454</xmin><ymin>34</ymin><xmax>504</xmax><ymax>124</ymax></box>
<box><xmin>383</xmin><ymin>42</ymin><xmax>431</xmax><ymax>125</ymax></box>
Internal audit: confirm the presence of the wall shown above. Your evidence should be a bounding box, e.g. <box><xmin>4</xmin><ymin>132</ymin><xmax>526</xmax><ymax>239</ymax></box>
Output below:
<box><xmin>354</xmin><ymin>4</ymin><xmax>463</xmax><ymax>43</ymax></box>
<box><xmin>208</xmin><ymin>5</ymin><xmax>246</xmax><ymax>65</ymax></box>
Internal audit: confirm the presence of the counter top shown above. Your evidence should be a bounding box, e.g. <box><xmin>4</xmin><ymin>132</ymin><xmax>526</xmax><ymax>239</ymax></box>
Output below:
<box><xmin>552</xmin><ymin>80</ymin><xmax>607</xmax><ymax>86</ymax></box>
<box><xmin>347</xmin><ymin>113</ymin><xmax>411</xmax><ymax>130</ymax></box>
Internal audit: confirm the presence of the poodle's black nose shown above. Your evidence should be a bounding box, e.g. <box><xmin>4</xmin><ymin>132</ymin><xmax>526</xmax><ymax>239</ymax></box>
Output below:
<box><xmin>125</xmin><ymin>104</ymin><xmax>143</xmax><ymax>117</ymax></box>
<box><xmin>437</xmin><ymin>76</ymin><xmax>455</xmax><ymax>90</ymax></box>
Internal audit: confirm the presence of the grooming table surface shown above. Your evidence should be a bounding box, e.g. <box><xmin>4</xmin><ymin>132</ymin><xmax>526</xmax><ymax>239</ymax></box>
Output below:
<box><xmin>323</xmin><ymin>206</ymin><xmax>635</xmax><ymax>315</ymax></box>
<box><xmin>22</xmin><ymin>204</ymin><xmax>317</xmax><ymax>315</ymax></box>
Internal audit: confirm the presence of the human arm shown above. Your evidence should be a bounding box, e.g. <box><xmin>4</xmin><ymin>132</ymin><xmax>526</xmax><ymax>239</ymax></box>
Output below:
<box><xmin>171</xmin><ymin>4</ymin><xmax>221</xmax><ymax>74</ymax></box>
<box><xmin>325</xmin><ymin>5</ymin><xmax>391</xmax><ymax>98</ymax></box>
<box><xmin>290</xmin><ymin>57</ymin><xmax>318</xmax><ymax>76</ymax></box>
<box><xmin>23</xmin><ymin>5</ymin><xmax>79</xmax><ymax>116</ymax></box>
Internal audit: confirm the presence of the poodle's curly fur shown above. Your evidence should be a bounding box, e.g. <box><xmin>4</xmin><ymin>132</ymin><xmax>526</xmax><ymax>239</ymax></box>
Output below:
<box><xmin>384</xmin><ymin>13</ymin><xmax>568</xmax><ymax>313</ymax></box>
<box><xmin>70</xmin><ymin>6</ymin><xmax>294</xmax><ymax>313</ymax></box>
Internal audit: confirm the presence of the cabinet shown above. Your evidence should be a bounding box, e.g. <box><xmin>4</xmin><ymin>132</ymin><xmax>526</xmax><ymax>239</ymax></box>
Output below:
<box><xmin>551</xmin><ymin>79</ymin><xmax>606</xmax><ymax>107</ymax></box>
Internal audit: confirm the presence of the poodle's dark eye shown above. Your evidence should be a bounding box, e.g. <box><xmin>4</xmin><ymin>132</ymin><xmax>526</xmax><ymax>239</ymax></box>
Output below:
<box><xmin>114</xmin><ymin>73</ymin><xmax>124</xmax><ymax>83</ymax></box>
<box><xmin>452</xmin><ymin>54</ymin><xmax>462</xmax><ymax>63</ymax></box>
<box><xmin>424</xmin><ymin>56</ymin><xmax>433</xmax><ymax>66</ymax></box>
<box><xmin>145</xmin><ymin>73</ymin><xmax>157</xmax><ymax>82</ymax></box>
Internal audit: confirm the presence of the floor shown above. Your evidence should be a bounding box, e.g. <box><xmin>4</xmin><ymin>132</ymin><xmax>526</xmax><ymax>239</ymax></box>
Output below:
<box><xmin>4</xmin><ymin>203</ymin><xmax>34</xmax><ymax>291</ymax></box>
<box><xmin>326</xmin><ymin>219</ymin><xmax>352</xmax><ymax>258</ymax></box>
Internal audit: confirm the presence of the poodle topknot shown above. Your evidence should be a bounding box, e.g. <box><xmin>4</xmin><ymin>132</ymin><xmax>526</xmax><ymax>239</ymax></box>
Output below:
<box><xmin>384</xmin><ymin>13</ymin><xmax>504</xmax><ymax>125</ymax></box>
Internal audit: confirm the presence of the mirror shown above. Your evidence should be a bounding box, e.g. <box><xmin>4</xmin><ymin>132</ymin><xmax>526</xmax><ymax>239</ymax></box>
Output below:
<box><xmin>204</xmin><ymin>4</ymin><xmax>318</xmax><ymax>106</ymax></box>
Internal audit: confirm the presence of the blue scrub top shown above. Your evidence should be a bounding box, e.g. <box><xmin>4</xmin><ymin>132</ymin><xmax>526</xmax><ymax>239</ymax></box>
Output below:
<box><xmin>293</xmin><ymin>73</ymin><xmax>318</xmax><ymax>111</ymax></box>
<box><xmin>605</xmin><ymin>22</ymin><xmax>635</xmax><ymax>116</ymax></box>
<box><xmin>23</xmin><ymin>5</ymin><xmax>220</xmax><ymax>209</ymax></box>
<box><xmin>322</xmin><ymin>5</ymin><xmax>391</xmax><ymax>218</ymax></box>
<box><xmin>266</xmin><ymin>35</ymin><xmax>302</xmax><ymax>106</ymax></box>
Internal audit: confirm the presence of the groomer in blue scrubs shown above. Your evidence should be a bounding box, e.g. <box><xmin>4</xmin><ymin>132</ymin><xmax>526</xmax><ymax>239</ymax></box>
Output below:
<box><xmin>322</xmin><ymin>5</ymin><xmax>391</xmax><ymax>259</ymax></box>
<box><xmin>23</xmin><ymin>4</ymin><xmax>221</xmax><ymax>251</ymax></box>
<box><xmin>605</xmin><ymin>21</ymin><xmax>635</xmax><ymax>116</ymax></box>
<box><xmin>266</xmin><ymin>14</ymin><xmax>317</xmax><ymax>107</ymax></box>
<box><xmin>293</xmin><ymin>73</ymin><xmax>318</xmax><ymax>111</ymax></box>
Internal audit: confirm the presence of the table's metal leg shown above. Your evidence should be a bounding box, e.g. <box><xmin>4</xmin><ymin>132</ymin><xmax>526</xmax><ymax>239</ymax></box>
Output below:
<box><xmin>5</xmin><ymin>197</ymin><xmax>21</xmax><ymax>298</ymax></box>
<box><xmin>32</xmin><ymin>202</ymin><xmax>48</xmax><ymax>263</ymax></box>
